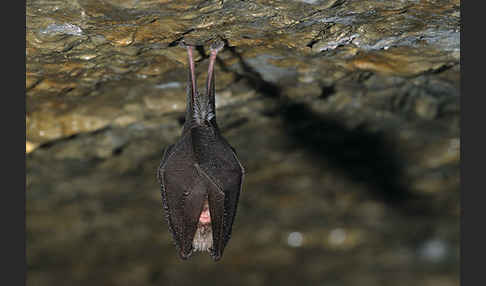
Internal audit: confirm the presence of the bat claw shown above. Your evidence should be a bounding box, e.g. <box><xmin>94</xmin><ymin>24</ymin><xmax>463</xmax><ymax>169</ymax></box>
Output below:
<box><xmin>179</xmin><ymin>40</ymin><xmax>193</xmax><ymax>48</ymax></box>
<box><xmin>210</xmin><ymin>39</ymin><xmax>225</xmax><ymax>53</ymax></box>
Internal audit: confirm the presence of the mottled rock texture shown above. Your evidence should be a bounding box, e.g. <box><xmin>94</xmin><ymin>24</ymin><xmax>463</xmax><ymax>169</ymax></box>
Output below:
<box><xmin>27</xmin><ymin>0</ymin><xmax>460</xmax><ymax>286</ymax></box>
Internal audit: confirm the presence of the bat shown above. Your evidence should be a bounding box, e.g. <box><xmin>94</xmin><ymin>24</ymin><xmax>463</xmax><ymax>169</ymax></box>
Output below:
<box><xmin>157</xmin><ymin>40</ymin><xmax>245</xmax><ymax>261</ymax></box>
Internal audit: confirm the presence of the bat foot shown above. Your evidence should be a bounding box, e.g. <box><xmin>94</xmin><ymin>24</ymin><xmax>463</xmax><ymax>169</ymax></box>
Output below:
<box><xmin>179</xmin><ymin>40</ymin><xmax>193</xmax><ymax>48</ymax></box>
<box><xmin>210</xmin><ymin>39</ymin><xmax>224</xmax><ymax>53</ymax></box>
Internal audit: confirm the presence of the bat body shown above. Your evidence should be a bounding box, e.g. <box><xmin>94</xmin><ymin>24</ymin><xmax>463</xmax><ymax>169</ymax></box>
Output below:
<box><xmin>157</xmin><ymin>41</ymin><xmax>244</xmax><ymax>261</ymax></box>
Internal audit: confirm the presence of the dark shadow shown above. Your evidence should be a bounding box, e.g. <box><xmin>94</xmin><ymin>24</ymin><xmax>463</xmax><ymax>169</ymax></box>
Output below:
<box><xmin>281</xmin><ymin>104</ymin><xmax>411</xmax><ymax>205</ymax></box>
<box><xmin>219</xmin><ymin>41</ymin><xmax>428</xmax><ymax>215</ymax></box>
<box><xmin>320</xmin><ymin>85</ymin><xmax>336</xmax><ymax>99</ymax></box>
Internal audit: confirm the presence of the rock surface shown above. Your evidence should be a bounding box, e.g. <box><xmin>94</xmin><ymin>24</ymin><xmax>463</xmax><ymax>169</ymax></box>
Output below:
<box><xmin>27</xmin><ymin>0</ymin><xmax>460</xmax><ymax>285</ymax></box>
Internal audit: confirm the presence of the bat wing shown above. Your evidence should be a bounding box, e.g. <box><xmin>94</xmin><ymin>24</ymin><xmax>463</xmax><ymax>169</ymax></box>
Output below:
<box><xmin>158</xmin><ymin>135</ymin><xmax>208</xmax><ymax>259</ymax></box>
<box><xmin>196</xmin><ymin>135</ymin><xmax>245</xmax><ymax>260</ymax></box>
<box><xmin>193</xmin><ymin>164</ymin><xmax>226</xmax><ymax>260</ymax></box>
<box><xmin>159</xmin><ymin>127</ymin><xmax>245</xmax><ymax>261</ymax></box>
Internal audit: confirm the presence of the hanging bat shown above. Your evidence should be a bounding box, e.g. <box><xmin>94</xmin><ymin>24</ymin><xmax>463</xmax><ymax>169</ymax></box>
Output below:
<box><xmin>157</xmin><ymin>40</ymin><xmax>245</xmax><ymax>261</ymax></box>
